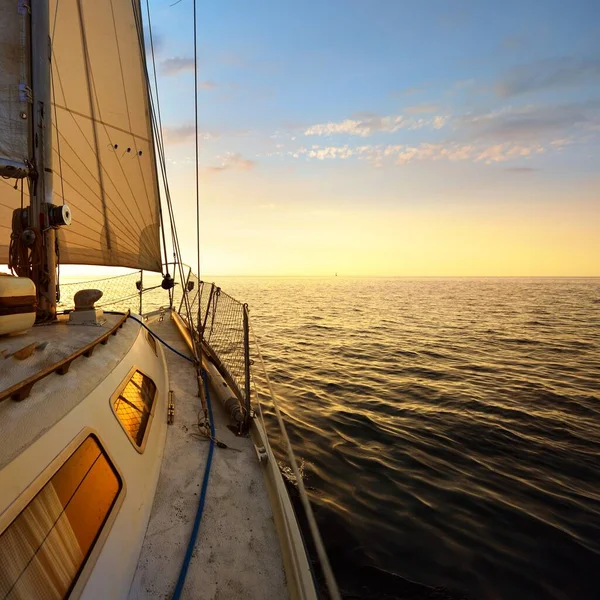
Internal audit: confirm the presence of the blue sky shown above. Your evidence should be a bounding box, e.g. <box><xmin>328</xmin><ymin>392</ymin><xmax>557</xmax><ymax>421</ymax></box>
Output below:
<box><xmin>146</xmin><ymin>0</ymin><xmax>599</xmax><ymax>275</ymax></box>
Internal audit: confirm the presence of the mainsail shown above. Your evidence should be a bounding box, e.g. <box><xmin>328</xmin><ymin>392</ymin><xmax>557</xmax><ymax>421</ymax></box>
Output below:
<box><xmin>0</xmin><ymin>0</ymin><xmax>30</xmax><ymax>177</ymax></box>
<box><xmin>0</xmin><ymin>0</ymin><xmax>163</xmax><ymax>272</ymax></box>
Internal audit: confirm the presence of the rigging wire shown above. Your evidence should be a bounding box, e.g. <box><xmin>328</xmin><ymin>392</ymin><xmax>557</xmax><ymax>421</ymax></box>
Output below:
<box><xmin>135</xmin><ymin>0</ymin><xmax>205</xmax><ymax>432</ymax></box>
<box><xmin>137</xmin><ymin>0</ymin><xmax>196</xmax><ymax>330</ymax></box>
<box><xmin>189</xmin><ymin>0</ymin><xmax>208</xmax><ymax>436</ymax></box>
<box><xmin>142</xmin><ymin>0</ymin><xmax>170</xmax><ymax>276</ymax></box>
<box><xmin>250</xmin><ymin>321</ymin><xmax>342</xmax><ymax>600</ymax></box>
<box><xmin>137</xmin><ymin>3</ymin><xmax>180</xmax><ymax>267</ymax></box>
<box><xmin>192</xmin><ymin>0</ymin><xmax>201</xmax><ymax>283</ymax></box>
<box><xmin>134</xmin><ymin>0</ymin><xmax>209</xmax><ymax>429</ymax></box>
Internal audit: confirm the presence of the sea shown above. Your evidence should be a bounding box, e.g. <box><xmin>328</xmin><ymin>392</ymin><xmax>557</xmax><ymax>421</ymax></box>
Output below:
<box><xmin>211</xmin><ymin>277</ymin><xmax>600</xmax><ymax>600</ymax></box>
<box><xmin>63</xmin><ymin>274</ymin><xmax>600</xmax><ymax>599</ymax></box>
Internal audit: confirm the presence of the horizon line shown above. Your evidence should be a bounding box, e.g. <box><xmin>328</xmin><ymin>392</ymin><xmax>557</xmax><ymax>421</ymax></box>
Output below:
<box><xmin>190</xmin><ymin>274</ymin><xmax>600</xmax><ymax>279</ymax></box>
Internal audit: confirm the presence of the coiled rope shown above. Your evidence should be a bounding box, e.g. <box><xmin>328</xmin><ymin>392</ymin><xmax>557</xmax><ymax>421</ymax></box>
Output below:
<box><xmin>8</xmin><ymin>210</ymin><xmax>42</xmax><ymax>279</ymax></box>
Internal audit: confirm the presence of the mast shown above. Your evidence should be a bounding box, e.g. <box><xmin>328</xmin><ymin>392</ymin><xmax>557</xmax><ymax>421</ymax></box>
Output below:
<box><xmin>30</xmin><ymin>0</ymin><xmax>57</xmax><ymax>320</ymax></box>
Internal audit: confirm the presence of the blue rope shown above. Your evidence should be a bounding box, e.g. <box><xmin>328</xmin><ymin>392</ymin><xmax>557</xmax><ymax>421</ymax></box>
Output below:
<box><xmin>172</xmin><ymin>372</ymin><xmax>215</xmax><ymax>600</ymax></box>
<box><xmin>128</xmin><ymin>314</ymin><xmax>197</xmax><ymax>365</ymax></box>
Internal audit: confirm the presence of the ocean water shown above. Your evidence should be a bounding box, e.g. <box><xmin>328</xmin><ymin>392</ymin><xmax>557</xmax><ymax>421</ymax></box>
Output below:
<box><xmin>211</xmin><ymin>277</ymin><xmax>600</xmax><ymax>600</ymax></box>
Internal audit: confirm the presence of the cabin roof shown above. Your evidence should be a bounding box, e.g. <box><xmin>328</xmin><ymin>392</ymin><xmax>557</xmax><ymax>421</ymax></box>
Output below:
<box><xmin>0</xmin><ymin>314</ymin><xmax>140</xmax><ymax>470</ymax></box>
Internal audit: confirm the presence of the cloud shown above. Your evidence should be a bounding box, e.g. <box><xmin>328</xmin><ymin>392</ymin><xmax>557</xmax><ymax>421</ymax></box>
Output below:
<box><xmin>304</xmin><ymin>117</ymin><xmax>401</xmax><ymax>137</ymax></box>
<box><xmin>391</xmin><ymin>142</ymin><xmax>546</xmax><ymax>165</ymax></box>
<box><xmin>472</xmin><ymin>143</ymin><xmax>544</xmax><ymax>164</ymax></box>
<box><xmin>207</xmin><ymin>152</ymin><xmax>256</xmax><ymax>173</ymax></box>
<box><xmin>304</xmin><ymin>113</ymin><xmax>448</xmax><ymax>137</ymax></box>
<box><xmin>144</xmin><ymin>30</ymin><xmax>164</xmax><ymax>57</ymax></box>
<box><xmin>296</xmin><ymin>145</ymin><xmax>356</xmax><ymax>160</ymax></box>
<box><xmin>454</xmin><ymin>101</ymin><xmax>600</xmax><ymax>143</ymax></box>
<box><xmin>405</xmin><ymin>104</ymin><xmax>438</xmax><ymax>114</ymax></box>
<box><xmin>160</xmin><ymin>57</ymin><xmax>218</xmax><ymax>88</ymax></box>
<box><xmin>161</xmin><ymin>57</ymin><xmax>194</xmax><ymax>75</ymax></box>
<box><xmin>274</xmin><ymin>99</ymin><xmax>599</xmax><ymax>168</ymax></box>
<box><xmin>163</xmin><ymin>125</ymin><xmax>217</xmax><ymax>144</ymax></box>
<box><xmin>288</xmin><ymin>141</ymin><xmax>550</xmax><ymax>166</ymax></box>
<box><xmin>495</xmin><ymin>57</ymin><xmax>600</xmax><ymax>97</ymax></box>
<box><xmin>432</xmin><ymin>116</ymin><xmax>449</xmax><ymax>129</ymax></box>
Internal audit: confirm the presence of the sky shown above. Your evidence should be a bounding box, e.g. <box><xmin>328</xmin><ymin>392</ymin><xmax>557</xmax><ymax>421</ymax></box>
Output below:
<box><xmin>147</xmin><ymin>0</ymin><xmax>599</xmax><ymax>276</ymax></box>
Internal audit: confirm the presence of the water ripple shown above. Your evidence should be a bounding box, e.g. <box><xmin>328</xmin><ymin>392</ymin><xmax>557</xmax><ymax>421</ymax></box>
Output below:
<box><xmin>210</xmin><ymin>277</ymin><xmax>600</xmax><ymax>599</ymax></box>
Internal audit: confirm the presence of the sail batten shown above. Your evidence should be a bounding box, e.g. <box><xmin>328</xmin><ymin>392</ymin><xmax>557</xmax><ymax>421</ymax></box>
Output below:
<box><xmin>0</xmin><ymin>0</ymin><xmax>163</xmax><ymax>272</ymax></box>
<box><xmin>53</xmin><ymin>105</ymin><xmax>152</xmax><ymax>142</ymax></box>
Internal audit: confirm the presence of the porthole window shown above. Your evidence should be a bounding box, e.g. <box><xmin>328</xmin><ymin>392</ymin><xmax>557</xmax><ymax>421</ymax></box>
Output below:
<box><xmin>111</xmin><ymin>368</ymin><xmax>157</xmax><ymax>451</ymax></box>
<box><xmin>145</xmin><ymin>329</ymin><xmax>157</xmax><ymax>356</ymax></box>
<box><xmin>0</xmin><ymin>435</ymin><xmax>122</xmax><ymax>599</ymax></box>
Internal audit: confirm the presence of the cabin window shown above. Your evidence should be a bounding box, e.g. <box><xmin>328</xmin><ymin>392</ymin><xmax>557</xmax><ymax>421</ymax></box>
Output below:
<box><xmin>0</xmin><ymin>435</ymin><xmax>122</xmax><ymax>599</ymax></box>
<box><xmin>111</xmin><ymin>369</ymin><xmax>157</xmax><ymax>450</ymax></box>
<box><xmin>145</xmin><ymin>329</ymin><xmax>157</xmax><ymax>355</ymax></box>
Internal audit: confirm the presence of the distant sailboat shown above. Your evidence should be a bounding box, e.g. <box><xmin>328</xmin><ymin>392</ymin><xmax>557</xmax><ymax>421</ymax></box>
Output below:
<box><xmin>0</xmin><ymin>1</ymin><xmax>339</xmax><ymax>598</ymax></box>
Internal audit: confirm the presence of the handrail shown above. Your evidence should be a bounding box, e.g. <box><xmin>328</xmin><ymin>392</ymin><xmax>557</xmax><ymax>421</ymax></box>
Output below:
<box><xmin>0</xmin><ymin>311</ymin><xmax>129</xmax><ymax>403</ymax></box>
<box><xmin>249</xmin><ymin>321</ymin><xmax>342</xmax><ymax>600</ymax></box>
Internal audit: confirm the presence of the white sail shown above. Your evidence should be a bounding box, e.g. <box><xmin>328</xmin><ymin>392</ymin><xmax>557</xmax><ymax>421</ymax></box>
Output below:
<box><xmin>0</xmin><ymin>0</ymin><xmax>163</xmax><ymax>272</ymax></box>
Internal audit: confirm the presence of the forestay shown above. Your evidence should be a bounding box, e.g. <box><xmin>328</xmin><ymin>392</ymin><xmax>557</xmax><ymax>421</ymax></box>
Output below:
<box><xmin>0</xmin><ymin>0</ymin><xmax>162</xmax><ymax>272</ymax></box>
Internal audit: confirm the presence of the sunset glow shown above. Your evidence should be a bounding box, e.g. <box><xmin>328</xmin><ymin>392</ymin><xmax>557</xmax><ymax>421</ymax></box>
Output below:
<box><xmin>147</xmin><ymin>0</ymin><xmax>599</xmax><ymax>276</ymax></box>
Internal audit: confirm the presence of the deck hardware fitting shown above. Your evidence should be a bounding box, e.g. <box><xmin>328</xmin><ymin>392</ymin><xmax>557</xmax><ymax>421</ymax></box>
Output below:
<box><xmin>255</xmin><ymin>445</ymin><xmax>268</xmax><ymax>464</ymax></box>
<box><xmin>167</xmin><ymin>390</ymin><xmax>175</xmax><ymax>424</ymax></box>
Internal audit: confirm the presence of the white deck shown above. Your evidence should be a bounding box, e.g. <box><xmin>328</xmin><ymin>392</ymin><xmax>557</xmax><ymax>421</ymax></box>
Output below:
<box><xmin>129</xmin><ymin>315</ymin><xmax>289</xmax><ymax>600</ymax></box>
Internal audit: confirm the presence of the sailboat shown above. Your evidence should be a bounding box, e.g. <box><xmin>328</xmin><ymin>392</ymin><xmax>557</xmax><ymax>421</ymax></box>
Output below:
<box><xmin>0</xmin><ymin>1</ymin><xmax>340</xmax><ymax>598</ymax></box>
